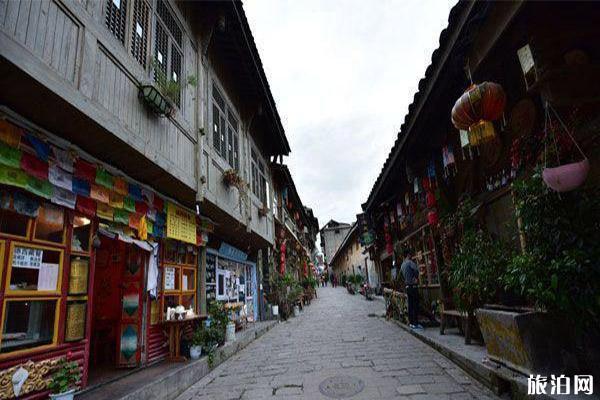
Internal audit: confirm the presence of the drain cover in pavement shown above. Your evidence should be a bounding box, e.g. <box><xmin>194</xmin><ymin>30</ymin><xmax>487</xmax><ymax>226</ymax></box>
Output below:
<box><xmin>319</xmin><ymin>375</ymin><xmax>365</xmax><ymax>398</ymax></box>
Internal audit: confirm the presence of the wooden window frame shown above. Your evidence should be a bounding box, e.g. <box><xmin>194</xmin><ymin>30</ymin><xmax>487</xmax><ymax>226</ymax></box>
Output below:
<box><xmin>0</xmin><ymin>297</ymin><xmax>61</xmax><ymax>359</ymax></box>
<box><xmin>103</xmin><ymin>0</ymin><xmax>152</xmax><ymax>69</ymax></box>
<box><xmin>153</xmin><ymin>0</ymin><xmax>184</xmax><ymax>107</ymax></box>
<box><xmin>211</xmin><ymin>82</ymin><xmax>240</xmax><ymax>171</ymax></box>
<box><xmin>5</xmin><ymin>241</ymin><xmax>65</xmax><ymax>297</ymax></box>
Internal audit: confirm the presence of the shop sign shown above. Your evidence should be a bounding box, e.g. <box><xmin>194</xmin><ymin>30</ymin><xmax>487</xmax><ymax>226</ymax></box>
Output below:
<box><xmin>164</xmin><ymin>266</ymin><xmax>176</xmax><ymax>290</ymax></box>
<box><xmin>12</xmin><ymin>247</ymin><xmax>43</xmax><ymax>269</ymax></box>
<box><xmin>166</xmin><ymin>202</ymin><xmax>196</xmax><ymax>244</ymax></box>
<box><xmin>218</xmin><ymin>242</ymin><xmax>248</xmax><ymax>262</ymax></box>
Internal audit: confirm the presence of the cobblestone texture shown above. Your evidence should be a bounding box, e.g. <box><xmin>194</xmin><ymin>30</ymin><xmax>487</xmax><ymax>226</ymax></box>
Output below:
<box><xmin>175</xmin><ymin>287</ymin><xmax>500</xmax><ymax>400</ymax></box>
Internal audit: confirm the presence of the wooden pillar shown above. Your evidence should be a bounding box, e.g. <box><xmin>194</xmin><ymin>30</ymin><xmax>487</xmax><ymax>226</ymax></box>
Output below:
<box><xmin>199</xmin><ymin>246</ymin><xmax>207</xmax><ymax>315</ymax></box>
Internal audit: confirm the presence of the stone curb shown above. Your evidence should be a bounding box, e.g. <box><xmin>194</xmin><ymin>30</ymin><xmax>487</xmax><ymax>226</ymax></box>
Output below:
<box><xmin>389</xmin><ymin>319</ymin><xmax>561</xmax><ymax>400</ymax></box>
<box><xmin>83</xmin><ymin>320</ymin><xmax>278</xmax><ymax>400</ymax></box>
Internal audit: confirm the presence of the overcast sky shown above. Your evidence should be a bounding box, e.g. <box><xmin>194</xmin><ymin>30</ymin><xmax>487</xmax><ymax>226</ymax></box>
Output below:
<box><xmin>245</xmin><ymin>0</ymin><xmax>456</xmax><ymax>229</ymax></box>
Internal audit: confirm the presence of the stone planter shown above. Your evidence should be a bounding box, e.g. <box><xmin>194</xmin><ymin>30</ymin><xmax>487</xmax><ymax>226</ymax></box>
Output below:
<box><xmin>476</xmin><ymin>308</ymin><xmax>576</xmax><ymax>375</ymax></box>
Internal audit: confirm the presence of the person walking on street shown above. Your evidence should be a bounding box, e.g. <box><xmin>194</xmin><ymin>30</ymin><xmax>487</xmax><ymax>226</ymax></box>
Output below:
<box><xmin>401</xmin><ymin>248</ymin><xmax>423</xmax><ymax>329</ymax></box>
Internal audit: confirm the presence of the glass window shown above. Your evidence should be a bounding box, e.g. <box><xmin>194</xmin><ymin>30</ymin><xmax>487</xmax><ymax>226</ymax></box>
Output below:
<box><xmin>34</xmin><ymin>204</ymin><xmax>65</xmax><ymax>244</ymax></box>
<box><xmin>9</xmin><ymin>245</ymin><xmax>61</xmax><ymax>292</ymax></box>
<box><xmin>181</xmin><ymin>294</ymin><xmax>195</xmax><ymax>310</ymax></box>
<box><xmin>182</xmin><ymin>268</ymin><xmax>195</xmax><ymax>291</ymax></box>
<box><xmin>1</xmin><ymin>300</ymin><xmax>57</xmax><ymax>353</ymax></box>
<box><xmin>163</xmin><ymin>265</ymin><xmax>180</xmax><ymax>291</ymax></box>
<box><xmin>0</xmin><ymin>208</ymin><xmax>29</xmax><ymax>237</ymax></box>
<box><xmin>72</xmin><ymin>215</ymin><xmax>92</xmax><ymax>253</ymax></box>
<box><xmin>163</xmin><ymin>294</ymin><xmax>178</xmax><ymax>315</ymax></box>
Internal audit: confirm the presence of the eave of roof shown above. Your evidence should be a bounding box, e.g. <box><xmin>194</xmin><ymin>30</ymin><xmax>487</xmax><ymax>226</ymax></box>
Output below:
<box><xmin>362</xmin><ymin>0</ymin><xmax>475</xmax><ymax>213</ymax></box>
<box><xmin>234</xmin><ymin>1</ymin><xmax>291</xmax><ymax>155</ymax></box>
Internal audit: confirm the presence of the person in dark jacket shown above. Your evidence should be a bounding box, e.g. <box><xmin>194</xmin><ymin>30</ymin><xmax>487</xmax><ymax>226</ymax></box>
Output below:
<box><xmin>400</xmin><ymin>248</ymin><xmax>423</xmax><ymax>329</ymax></box>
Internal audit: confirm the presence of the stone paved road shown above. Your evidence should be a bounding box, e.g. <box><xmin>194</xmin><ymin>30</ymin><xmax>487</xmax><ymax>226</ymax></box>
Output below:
<box><xmin>176</xmin><ymin>287</ymin><xmax>500</xmax><ymax>400</ymax></box>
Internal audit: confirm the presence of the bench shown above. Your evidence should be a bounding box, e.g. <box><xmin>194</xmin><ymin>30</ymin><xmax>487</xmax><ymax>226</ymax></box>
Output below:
<box><xmin>440</xmin><ymin>309</ymin><xmax>475</xmax><ymax>344</ymax></box>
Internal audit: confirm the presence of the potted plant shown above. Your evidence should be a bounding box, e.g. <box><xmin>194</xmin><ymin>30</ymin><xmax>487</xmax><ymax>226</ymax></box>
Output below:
<box><xmin>48</xmin><ymin>356</ymin><xmax>80</xmax><ymax>400</ymax></box>
<box><xmin>223</xmin><ymin>169</ymin><xmax>241</xmax><ymax>187</ymax></box>
<box><xmin>449</xmin><ymin>229</ymin><xmax>511</xmax><ymax>345</ymax></box>
<box><xmin>190</xmin><ymin>329</ymin><xmax>203</xmax><ymax>360</ymax></box>
<box><xmin>480</xmin><ymin>170</ymin><xmax>600</xmax><ymax>375</ymax></box>
<box><xmin>138</xmin><ymin>59</ymin><xmax>197</xmax><ymax>117</ymax></box>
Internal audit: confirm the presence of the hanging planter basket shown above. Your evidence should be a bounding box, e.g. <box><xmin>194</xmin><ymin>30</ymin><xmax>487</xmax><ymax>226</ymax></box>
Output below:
<box><xmin>139</xmin><ymin>84</ymin><xmax>174</xmax><ymax>117</ymax></box>
<box><xmin>542</xmin><ymin>158</ymin><xmax>589</xmax><ymax>192</ymax></box>
<box><xmin>541</xmin><ymin>103</ymin><xmax>589</xmax><ymax>192</ymax></box>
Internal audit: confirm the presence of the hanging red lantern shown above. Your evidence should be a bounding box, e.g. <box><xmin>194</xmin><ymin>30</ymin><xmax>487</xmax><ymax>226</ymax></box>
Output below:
<box><xmin>451</xmin><ymin>82</ymin><xmax>506</xmax><ymax>130</ymax></box>
<box><xmin>427</xmin><ymin>210</ymin><xmax>439</xmax><ymax>226</ymax></box>
<box><xmin>426</xmin><ymin>191</ymin><xmax>436</xmax><ymax>208</ymax></box>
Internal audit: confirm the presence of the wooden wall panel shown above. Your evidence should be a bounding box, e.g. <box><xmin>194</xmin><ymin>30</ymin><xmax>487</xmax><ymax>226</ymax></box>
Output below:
<box><xmin>1</xmin><ymin>0</ymin><xmax>80</xmax><ymax>84</ymax></box>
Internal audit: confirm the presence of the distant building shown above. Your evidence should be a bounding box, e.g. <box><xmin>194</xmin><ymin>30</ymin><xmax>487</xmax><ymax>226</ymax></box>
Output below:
<box><xmin>329</xmin><ymin>222</ymin><xmax>378</xmax><ymax>286</ymax></box>
<box><xmin>320</xmin><ymin>220</ymin><xmax>352</xmax><ymax>267</ymax></box>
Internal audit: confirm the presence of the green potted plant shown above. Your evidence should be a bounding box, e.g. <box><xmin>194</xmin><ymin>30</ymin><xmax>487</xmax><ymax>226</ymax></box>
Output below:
<box><xmin>190</xmin><ymin>328</ymin><xmax>203</xmax><ymax>360</ymax></box>
<box><xmin>138</xmin><ymin>59</ymin><xmax>196</xmax><ymax>117</ymax></box>
<box><xmin>48</xmin><ymin>356</ymin><xmax>80</xmax><ymax>400</ymax></box>
<box><xmin>476</xmin><ymin>170</ymin><xmax>600</xmax><ymax>375</ymax></box>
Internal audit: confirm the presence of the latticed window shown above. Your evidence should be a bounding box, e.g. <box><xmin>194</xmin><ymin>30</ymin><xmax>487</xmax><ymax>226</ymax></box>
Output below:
<box><xmin>154</xmin><ymin>0</ymin><xmax>184</xmax><ymax>107</ymax></box>
<box><xmin>131</xmin><ymin>0</ymin><xmax>150</xmax><ymax>68</ymax></box>
<box><xmin>212</xmin><ymin>84</ymin><xmax>239</xmax><ymax>170</ymax></box>
<box><xmin>104</xmin><ymin>0</ymin><xmax>150</xmax><ymax>69</ymax></box>
<box><xmin>105</xmin><ymin>0</ymin><xmax>127</xmax><ymax>45</ymax></box>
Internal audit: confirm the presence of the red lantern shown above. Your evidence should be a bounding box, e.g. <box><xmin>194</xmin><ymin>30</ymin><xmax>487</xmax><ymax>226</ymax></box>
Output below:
<box><xmin>451</xmin><ymin>82</ymin><xmax>506</xmax><ymax>130</ymax></box>
<box><xmin>426</xmin><ymin>191</ymin><xmax>436</xmax><ymax>208</ymax></box>
<box><xmin>427</xmin><ymin>210</ymin><xmax>439</xmax><ymax>226</ymax></box>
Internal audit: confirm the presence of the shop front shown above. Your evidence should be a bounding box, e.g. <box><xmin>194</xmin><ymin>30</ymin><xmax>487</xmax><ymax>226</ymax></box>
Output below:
<box><xmin>0</xmin><ymin>112</ymin><xmax>201</xmax><ymax>398</ymax></box>
<box><xmin>206</xmin><ymin>243</ymin><xmax>257</xmax><ymax>325</ymax></box>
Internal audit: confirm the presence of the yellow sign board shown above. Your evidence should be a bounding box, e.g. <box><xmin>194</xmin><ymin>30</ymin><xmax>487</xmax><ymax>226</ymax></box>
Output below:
<box><xmin>166</xmin><ymin>202</ymin><xmax>196</xmax><ymax>244</ymax></box>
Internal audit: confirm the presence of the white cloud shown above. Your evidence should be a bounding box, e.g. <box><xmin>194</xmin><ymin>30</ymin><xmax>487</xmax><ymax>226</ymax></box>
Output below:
<box><xmin>245</xmin><ymin>0</ymin><xmax>456</xmax><ymax>227</ymax></box>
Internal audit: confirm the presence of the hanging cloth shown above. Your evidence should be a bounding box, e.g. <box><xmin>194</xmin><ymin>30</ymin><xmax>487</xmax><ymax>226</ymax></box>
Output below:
<box><xmin>141</xmin><ymin>188</ymin><xmax>154</xmax><ymax>204</ymax></box>
<box><xmin>52</xmin><ymin>147</ymin><xmax>74</xmax><ymax>173</ymax></box>
<box><xmin>49</xmin><ymin>164</ymin><xmax>73</xmax><ymax>191</ymax></box>
<box><xmin>13</xmin><ymin>191</ymin><xmax>40</xmax><ymax>217</ymax></box>
<box><xmin>51</xmin><ymin>186</ymin><xmax>76</xmax><ymax>209</ymax></box>
<box><xmin>74</xmin><ymin>158</ymin><xmax>96</xmax><ymax>182</ymax></box>
<box><xmin>90</xmin><ymin>184</ymin><xmax>110</xmax><ymax>204</ymax></box>
<box><xmin>0</xmin><ymin>141</ymin><xmax>22</xmax><ymax>168</ymax></box>
<box><xmin>25</xmin><ymin>133</ymin><xmax>51</xmax><ymax>162</ymax></box>
<box><xmin>0</xmin><ymin>166</ymin><xmax>28</xmax><ymax>188</ymax></box>
<box><xmin>147</xmin><ymin>242</ymin><xmax>159</xmax><ymax>298</ymax></box>
<box><xmin>0</xmin><ymin>120</ymin><xmax>22</xmax><ymax>147</ymax></box>
<box><xmin>113</xmin><ymin>177</ymin><xmax>128</xmax><ymax>196</ymax></box>
<box><xmin>109</xmin><ymin>192</ymin><xmax>124</xmax><ymax>209</ymax></box>
<box><xmin>26</xmin><ymin>176</ymin><xmax>53</xmax><ymax>199</ymax></box>
<box><xmin>76</xmin><ymin>195</ymin><xmax>96</xmax><ymax>217</ymax></box>
<box><xmin>123</xmin><ymin>196</ymin><xmax>136</xmax><ymax>212</ymax></box>
<box><xmin>114</xmin><ymin>209</ymin><xmax>130</xmax><ymax>225</ymax></box>
<box><xmin>138</xmin><ymin>215</ymin><xmax>148</xmax><ymax>240</ymax></box>
<box><xmin>97</xmin><ymin>203</ymin><xmax>114</xmax><ymax>221</ymax></box>
<box><xmin>128</xmin><ymin>184</ymin><xmax>142</xmax><ymax>201</ymax></box>
<box><xmin>21</xmin><ymin>153</ymin><xmax>48</xmax><ymax>180</ymax></box>
<box><xmin>153</xmin><ymin>196</ymin><xmax>164</xmax><ymax>212</ymax></box>
<box><xmin>95</xmin><ymin>168</ymin><xmax>114</xmax><ymax>189</ymax></box>
<box><xmin>72</xmin><ymin>178</ymin><xmax>90</xmax><ymax>197</ymax></box>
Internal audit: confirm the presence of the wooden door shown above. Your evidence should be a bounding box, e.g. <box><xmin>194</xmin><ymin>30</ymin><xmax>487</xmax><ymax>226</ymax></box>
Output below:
<box><xmin>116</xmin><ymin>245</ymin><xmax>146</xmax><ymax>368</ymax></box>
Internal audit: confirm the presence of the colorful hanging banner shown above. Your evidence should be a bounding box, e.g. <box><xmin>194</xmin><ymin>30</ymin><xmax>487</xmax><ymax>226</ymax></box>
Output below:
<box><xmin>166</xmin><ymin>202</ymin><xmax>196</xmax><ymax>244</ymax></box>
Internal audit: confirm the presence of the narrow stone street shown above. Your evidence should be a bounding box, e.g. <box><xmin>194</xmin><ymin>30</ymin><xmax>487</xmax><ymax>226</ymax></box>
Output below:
<box><xmin>176</xmin><ymin>288</ymin><xmax>499</xmax><ymax>400</ymax></box>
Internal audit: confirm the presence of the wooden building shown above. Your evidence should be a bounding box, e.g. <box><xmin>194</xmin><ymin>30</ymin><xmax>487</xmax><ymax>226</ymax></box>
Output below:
<box><xmin>362</xmin><ymin>0</ymin><xmax>600</xmax><ymax>319</ymax></box>
<box><xmin>0</xmin><ymin>0</ymin><xmax>300</xmax><ymax>397</ymax></box>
